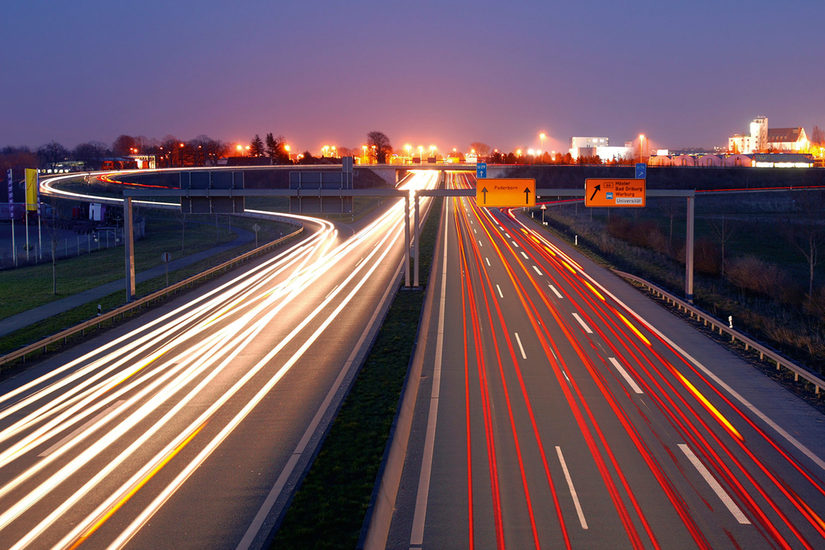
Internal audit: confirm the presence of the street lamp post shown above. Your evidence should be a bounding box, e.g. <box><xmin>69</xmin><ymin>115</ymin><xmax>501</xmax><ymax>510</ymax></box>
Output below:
<box><xmin>639</xmin><ymin>134</ymin><xmax>646</xmax><ymax>163</ymax></box>
<box><xmin>539</xmin><ymin>132</ymin><xmax>546</xmax><ymax>157</ymax></box>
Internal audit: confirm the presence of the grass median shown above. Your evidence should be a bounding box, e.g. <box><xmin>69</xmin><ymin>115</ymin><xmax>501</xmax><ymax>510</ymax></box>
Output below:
<box><xmin>270</xmin><ymin>197</ymin><xmax>443</xmax><ymax>549</ymax></box>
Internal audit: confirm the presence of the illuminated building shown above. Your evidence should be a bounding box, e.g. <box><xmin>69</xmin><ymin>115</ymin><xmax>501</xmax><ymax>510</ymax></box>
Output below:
<box><xmin>728</xmin><ymin>116</ymin><xmax>810</xmax><ymax>154</ymax></box>
<box><xmin>766</xmin><ymin>127</ymin><xmax>810</xmax><ymax>152</ymax></box>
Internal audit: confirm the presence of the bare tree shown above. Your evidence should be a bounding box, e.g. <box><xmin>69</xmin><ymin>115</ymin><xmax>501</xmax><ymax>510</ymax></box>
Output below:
<box><xmin>367</xmin><ymin>131</ymin><xmax>392</xmax><ymax>163</ymax></box>
<box><xmin>73</xmin><ymin>142</ymin><xmax>109</xmax><ymax>169</ymax></box>
<box><xmin>811</xmin><ymin>125</ymin><xmax>825</xmax><ymax>146</ymax></box>
<box><xmin>112</xmin><ymin>135</ymin><xmax>137</xmax><ymax>156</ymax></box>
<box><xmin>37</xmin><ymin>141</ymin><xmax>69</xmax><ymax>170</ymax></box>
<box><xmin>708</xmin><ymin>215</ymin><xmax>739</xmax><ymax>277</ymax></box>
<box><xmin>783</xmin><ymin>192</ymin><xmax>825</xmax><ymax>299</ymax></box>
<box><xmin>469</xmin><ymin>142</ymin><xmax>491</xmax><ymax>156</ymax></box>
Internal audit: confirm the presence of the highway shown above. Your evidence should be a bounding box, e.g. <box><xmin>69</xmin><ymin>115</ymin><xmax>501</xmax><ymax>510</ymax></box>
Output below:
<box><xmin>387</xmin><ymin>172</ymin><xmax>825</xmax><ymax>549</ymax></box>
<box><xmin>0</xmin><ymin>170</ymin><xmax>438</xmax><ymax>549</ymax></box>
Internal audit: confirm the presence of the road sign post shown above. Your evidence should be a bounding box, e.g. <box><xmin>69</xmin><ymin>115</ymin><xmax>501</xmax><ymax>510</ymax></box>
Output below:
<box><xmin>161</xmin><ymin>251</ymin><xmax>171</xmax><ymax>287</ymax></box>
<box><xmin>585</xmin><ymin>178</ymin><xmax>646</xmax><ymax>208</ymax></box>
<box><xmin>476</xmin><ymin>178</ymin><xmax>535</xmax><ymax>208</ymax></box>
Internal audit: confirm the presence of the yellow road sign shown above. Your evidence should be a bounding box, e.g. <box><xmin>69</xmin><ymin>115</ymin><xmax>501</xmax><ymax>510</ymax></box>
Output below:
<box><xmin>585</xmin><ymin>178</ymin><xmax>646</xmax><ymax>207</ymax></box>
<box><xmin>476</xmin><ymin>178</ymin><xmax>536</xmax><ymax>208</ymax></box>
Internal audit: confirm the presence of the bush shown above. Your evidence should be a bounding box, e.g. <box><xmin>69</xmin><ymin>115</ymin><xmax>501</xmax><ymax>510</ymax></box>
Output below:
<box><xmin>726</xmin><ymin>255</ymin><xmax>789</xmax><ymax>297</ymax></box>
<box><xmin>694</xmin><ymin>238</ymin><xmax>721</xmax><ymax>275</ymax></box>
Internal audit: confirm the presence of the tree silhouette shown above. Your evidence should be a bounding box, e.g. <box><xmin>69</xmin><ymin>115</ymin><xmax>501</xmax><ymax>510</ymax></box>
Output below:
<box><xmin>250</xmin><ymin>134</ymin><xmax>265</xmax><ymax>157</ymax></box>
<box><xmin>367</xmin><ymin>131</ymin><xmax>392</xmax><ymax>163</ymax></box>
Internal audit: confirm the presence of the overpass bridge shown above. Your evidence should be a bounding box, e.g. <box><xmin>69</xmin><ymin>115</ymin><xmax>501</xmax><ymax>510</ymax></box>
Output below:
<box><xmin>360</xmin><ymin>163</ymin><xmax>509</xmax><ymax>185</ymax></box>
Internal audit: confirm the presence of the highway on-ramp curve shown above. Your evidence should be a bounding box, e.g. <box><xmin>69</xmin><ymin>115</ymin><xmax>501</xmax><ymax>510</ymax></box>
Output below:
<box><xmin>0</xmin><ymin>171</ymin><xmax>437</xmax><ymax>549</ymax></box>
<box><xmin>386</xmin><ymin>172</ymin><xmax>825</xmax><ymax>549</ymax></box>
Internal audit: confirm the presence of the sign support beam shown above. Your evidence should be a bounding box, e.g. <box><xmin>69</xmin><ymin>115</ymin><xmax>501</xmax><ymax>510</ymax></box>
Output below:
<box><xmin>404</xmin><ymin>193</ymin><xmax>411</xmax><ymax>288</ymax></box>
<box><xmin>414</xmin><ymin>192</ymin><xmax>420</xmax><ymax>288</ymax></box>
<box><xmin>686</xmin><ymin>195</ymin><xmax>694</xmax><ymax>303</ymax></box>
<box><xmin>124</xmin><ymin>196</ymin><xmax>136</xmax><ymax>302</ymax></box>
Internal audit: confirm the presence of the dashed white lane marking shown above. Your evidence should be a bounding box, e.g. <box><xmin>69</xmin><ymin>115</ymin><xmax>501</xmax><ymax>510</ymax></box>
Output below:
<box><xmin>572</xmin><ymin>313</ymin><xmax>593</xmax><ymax>334</ymax></box>
<box><xmin>514</xmin><ymin>332</ymin><xmax>528</xmax><ymax>359</ymax></box>
<box><xmin>532</xmin><ymin>265</ymin><xmax>542</xmax><ymax>276</ymax></box>
<box><xmin>608</xmin><ymin>357</ymin><xmax>644</xmax><ymax>394</ymax></box>
<box><xmin>39</xmin><ymin>401</ymin><xmax>125</xmax><ymax>457</ymax></box>
<box><xmin>678</xmin><ymin>444</ymin><xmax>750</xmax><ymax>524</ymax></box>
<box><xmin>549</xmin><ymin>284</ymin><xmax>563</xmax><ymax>299</ymax></box>
<box><xmin>496</xmin><ymin>284</ymin><xmax>503</xmax><ymax>298</ymax></box>
<box><xmin>556</xmin><ymin>446</ymin><xmax>588</xmax><ymax>529</ymax></box>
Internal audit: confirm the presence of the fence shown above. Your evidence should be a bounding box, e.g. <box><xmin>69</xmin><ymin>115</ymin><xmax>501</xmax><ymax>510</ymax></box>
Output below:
<box><xmin>0</xmin><ymin>224</ymin><xmax>139</xmax><ymax>269</ymax></box>
<box><xmin>614</xmin><ymin>270</ymin><xmax>825</xmax><ymax>396</ymax></box>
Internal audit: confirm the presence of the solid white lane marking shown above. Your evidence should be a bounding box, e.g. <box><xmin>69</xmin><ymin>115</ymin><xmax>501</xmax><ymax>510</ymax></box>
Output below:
<box><xmin>485</xmin><ymin>257</ymin><xmax>491</xmax><ymax>267</ymax></box>
<box><xmin>556</xmin><ymin>446</ymin><xmax>588</xmax><ymax>529</ymax></box>
<box><xmin>520</xmin><ymin>251</ymin><xmax>528</xmax><ymax>259</ymax></box>
<box><xmin>609</xmin><ymin>357</ymin><xmax>644</xmax><ymax>394</ymax></box>
<box><xmin>532</xmin><ymin>265</ymin><xmax>542</xmax><ymax>276</ymax></box>
<box><xmin>410</xmin><ymin>197</ymin><xmax>450</xmax><ymax>545</ymax></box>
<box><xmin>572</xmin><ymin>313</ymin><xmax>593</xmax><ymax>334</ymax></box>
<box><xmin>38</xmin><ymin>401</ymin><xmax>124</xmax><ymax>457</ymax></box>
<box><xmin>514</xmin><ymin>332</ymin><xmax>527</xmax><ymax>359</ymax></box>
<box><xmin>549</xmin><ymin>284</ymin><xmax>563</xmax><ymax>299</ymax></box>
<box><xmin>496</xmin><ymin>284</ymin><xmax>503</xmax><ymax>298</ymax></box>
<box><xmin>679</xmin><ymin>444</ymin><xmax>750</xmax><ymax>524</ymax></box>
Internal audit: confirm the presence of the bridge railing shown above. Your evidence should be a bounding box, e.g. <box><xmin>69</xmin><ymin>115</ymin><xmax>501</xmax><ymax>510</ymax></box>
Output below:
<box><xmin>614</xmin><ymin>270</ymin><xmax>824</xmax><ymax>396</ymax></box>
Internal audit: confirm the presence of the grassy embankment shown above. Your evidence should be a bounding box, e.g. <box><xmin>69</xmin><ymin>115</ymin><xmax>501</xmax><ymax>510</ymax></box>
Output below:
<box><xmin>0</xmin><ymin>212</ymin><xmax>295</xmax><ymax>358</ymax></box>
<box><xmin>271</xmin><ymin>197</ymin><xmax>443</xmax><ymax>549</ymax></box>
<box><xmin>532</xmin><ymin>191</ymin><xmax>825</xmax><ymax>404</ymax></box>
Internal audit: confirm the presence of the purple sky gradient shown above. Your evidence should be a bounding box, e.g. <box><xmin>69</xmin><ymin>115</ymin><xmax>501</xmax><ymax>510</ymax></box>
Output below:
<box><xmin>2</xmin><ymin>0</ymin><xmax>823</xmax><ymax>154</ymax></box>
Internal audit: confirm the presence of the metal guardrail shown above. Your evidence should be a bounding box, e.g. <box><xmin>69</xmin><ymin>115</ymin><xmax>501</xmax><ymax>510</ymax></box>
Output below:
<box><xmin>0</xmin><ymin>227</ymin><xmax>303</xmax><ymax>368</ymax></box>
<box><xmin>614</xmin><ymin>270</ymin><xmax>824</xmax><ymax>396</ymax></box>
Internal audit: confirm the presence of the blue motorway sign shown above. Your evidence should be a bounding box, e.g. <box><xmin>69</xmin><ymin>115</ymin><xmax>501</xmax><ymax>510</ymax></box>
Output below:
<box><xmin>635</xmin><ymin>162</ymin><xmax>647</xmax><ymax>180</ymax></box>
<box><xmin>476</xmin><ymin>162</ymin><xmax>487</xmax><ymax>179</ymax></box>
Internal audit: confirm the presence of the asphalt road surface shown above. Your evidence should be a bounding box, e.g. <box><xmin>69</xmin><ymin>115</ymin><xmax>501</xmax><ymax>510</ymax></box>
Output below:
<box><xmin>387</xmin><ymin>172</ymin><xmax>825</xmax><ymax>549</ymax></box>
<box><xmin>0</xmin><ymin>171</ymin><xmax>438</xmax><ymax>549</ymax></box>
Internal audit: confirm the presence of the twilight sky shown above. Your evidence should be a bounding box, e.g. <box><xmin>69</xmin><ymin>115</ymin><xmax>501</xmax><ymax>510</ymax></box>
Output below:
<box><xmin>2</xmin><ymin>0</ymin><xmax>823</xmax><ymax>154</ymax></box>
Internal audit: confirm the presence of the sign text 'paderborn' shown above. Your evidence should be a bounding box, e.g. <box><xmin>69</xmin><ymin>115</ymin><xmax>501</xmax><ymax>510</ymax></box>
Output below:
<box><xmin>476</xmin><ymin>178</ymin><xmax>536</xmax><ymax>208</ymax></box>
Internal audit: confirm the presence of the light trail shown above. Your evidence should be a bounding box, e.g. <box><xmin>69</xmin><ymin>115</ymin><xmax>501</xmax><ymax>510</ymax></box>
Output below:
<box><xmin>501</xmin><ymin>205</ymin><xmax>825</xmax><ymax>547</ymax></box>
<box><xmin>0</xmin><ymin>170</ymin><xmax>438</xmax><ymax>548</ymax></box>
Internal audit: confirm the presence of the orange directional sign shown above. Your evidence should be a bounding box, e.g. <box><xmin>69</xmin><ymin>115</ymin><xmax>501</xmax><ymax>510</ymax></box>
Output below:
<box><xmin>585</xmin><ymin>178</ymin><xmax>646</xmax><ymax>207</ymax></box>
<box><xmin>476</xmin><ymin>178</ymin><xmax>536</xmax><ymax>208</ymax></box>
